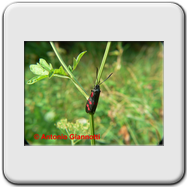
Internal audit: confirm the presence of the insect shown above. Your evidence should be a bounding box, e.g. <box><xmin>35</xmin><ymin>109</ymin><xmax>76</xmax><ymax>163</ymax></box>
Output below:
<box><xmin>85</xmin><ymin>68</ymin><xmax>113</xmax><ymax>114</ymax></box>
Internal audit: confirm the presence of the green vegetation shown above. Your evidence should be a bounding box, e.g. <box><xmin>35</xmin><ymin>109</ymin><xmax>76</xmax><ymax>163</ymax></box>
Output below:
<box><xmin>25</xmin><ymin>41</ymin><xmax>163</xmax><ymax>145</ymax></box>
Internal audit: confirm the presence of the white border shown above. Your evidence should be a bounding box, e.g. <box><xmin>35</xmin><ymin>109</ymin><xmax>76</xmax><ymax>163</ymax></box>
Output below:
<box><xmin>3</xmin><ymin>2</ymin><xmax>184</xmax><ymax>184</ymax></box>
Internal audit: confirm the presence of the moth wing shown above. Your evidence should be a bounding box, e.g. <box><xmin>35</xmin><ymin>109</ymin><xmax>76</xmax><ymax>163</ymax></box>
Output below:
<box><xmin>85</xmin><ymin>99</ymin><xmax>90</xmax><ymax>113</ymax></box>
<box><xmin>85</xmin><ymin>96</ymin><xmax>94</xmax><ymax>113</ymax></box>
<box><xmin>85</xmin><ymin>90</ymin><xmax>100</xmax><ymax>114</ymax></box>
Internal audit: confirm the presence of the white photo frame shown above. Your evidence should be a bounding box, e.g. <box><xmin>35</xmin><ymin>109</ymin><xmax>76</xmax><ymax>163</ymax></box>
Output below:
<box><xmin>3</xmin><ymin>2</ymin><xmax>185</xmax><ymax>184</ymax></box>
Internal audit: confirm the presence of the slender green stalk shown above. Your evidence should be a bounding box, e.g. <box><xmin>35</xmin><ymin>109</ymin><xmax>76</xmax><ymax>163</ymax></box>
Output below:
<box><xmin>53</xmin><ymin>74</ymin><xmax>70</xmax><ymax>79</ymax></box>
<box><xmin>96</xmin><ymin>42</ymin><xmax>111</xmax><ymax>85</ymax></box>
<box><xmin>90</xmin><ymin>114</ymin><xmax>95</xmax><ymax>145</ymax></box>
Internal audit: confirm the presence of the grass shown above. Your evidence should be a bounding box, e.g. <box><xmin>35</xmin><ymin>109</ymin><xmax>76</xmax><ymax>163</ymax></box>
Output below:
<box><xmin>24</xmin><ymin>41</ymin><xmax>163</xmax><ymax>145</ymax></box>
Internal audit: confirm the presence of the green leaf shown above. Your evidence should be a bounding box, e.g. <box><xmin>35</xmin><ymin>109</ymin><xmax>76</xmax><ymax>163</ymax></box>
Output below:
<box><xmin>73</xmin><ymin>51</ymin><xmax>87</xmax><ymax>70</ymax></box>
<box><xmin>29</xmin><ymin>64</ymin><xmax>48</xmax><ymax>75</ymax></box>
<box><xmin>68</xmin><ymin>65</ymin><xmax>73</xmax><ymax>72</ymax></box>
<box><xmin>73</xmin><ymin>58</ymin><xmax>77</xmax><ymax>70</ymax></box>
<box><xmin>54</xmin><ymin>66</ymin><xmax>67</xmax><ymax>75</ymax></box>
<box><xmin>49</xmin><ymin>63</ymin><xmax>53</xmax><ymax>70</ymax></box>
<box><xmin>39</xmin><ymin>58</ymin><xmax>51</xmax><ymax>71</ymax></box>
<box><xmin>27</xmin><ymin>75</ymin><xmax>48</xmax><ymax>85</ymax></box>
<box><xmin>49</xmin><ymin>69</ymin><xmax>55</xmax><ymax>78</ymax></box>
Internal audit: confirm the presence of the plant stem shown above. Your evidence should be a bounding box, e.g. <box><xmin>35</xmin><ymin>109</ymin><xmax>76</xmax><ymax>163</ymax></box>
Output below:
<box><xmin>53</xmin><ymin>74</ymin><xmax>70</xmax><ymax>79</ymax></box>
<box><xmin>90</xmin><ymin>114</ymin><xmax>95</xmax><ymax>145</ymax></box>
<box><xmin>96</xmin><ymin>42</ymin><xmax>111</xmax><ymax>85</ymax></box>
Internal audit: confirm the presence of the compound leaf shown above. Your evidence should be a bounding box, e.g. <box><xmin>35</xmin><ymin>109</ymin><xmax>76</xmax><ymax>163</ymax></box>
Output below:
<box><xmin>39</xmin><ymin>58</ymin><xmax>51</xmax><ymax>71</ymax></box>
<box><xmin>29</xmin><ymin>64</ymin><xmax>48</xmax><ymax>75</ymax></box>
<box><xmin>27</xmin><ymin>75</ymin><xmax>48</xmax><ymax>85</ymax></box>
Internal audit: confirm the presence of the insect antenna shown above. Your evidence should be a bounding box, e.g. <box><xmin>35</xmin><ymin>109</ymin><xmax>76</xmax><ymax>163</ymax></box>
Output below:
<box><xmin>98</xmin><ymin>73</ymin><xmax>113</xmax><ymax>86</ymax></box>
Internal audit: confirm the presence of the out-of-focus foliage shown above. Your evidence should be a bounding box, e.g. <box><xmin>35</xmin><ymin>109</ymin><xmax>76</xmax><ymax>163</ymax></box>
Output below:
<box><xmin>25</xmin><ymin>41</ymin><xmax>163</xmax><ymax>145</ymax></box>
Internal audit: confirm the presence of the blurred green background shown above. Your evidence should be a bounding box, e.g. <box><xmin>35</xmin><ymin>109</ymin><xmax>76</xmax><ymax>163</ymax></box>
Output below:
<box><xmin>24</xmin><ymin>41</ymin><xmax>163</xmax><ymax>145</ymax></box>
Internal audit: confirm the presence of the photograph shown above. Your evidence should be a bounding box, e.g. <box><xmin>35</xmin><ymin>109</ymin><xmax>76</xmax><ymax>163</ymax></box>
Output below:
<box><xmin>24</xmin><ymin>41</ymin><xmax>163</xmax><ymax>146</ymax></box>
